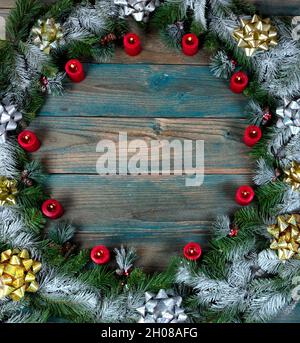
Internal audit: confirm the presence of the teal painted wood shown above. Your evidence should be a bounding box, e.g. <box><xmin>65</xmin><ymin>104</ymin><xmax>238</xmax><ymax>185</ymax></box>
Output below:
<box><xmin>274</xmin><ymin>304</ymin><xmax>300</xmax><ymax>323</ymax></box>
<box><xmin>45</xmin><ymin>173</ymin><xmax>251</xmax><ymax>270</ymax></box>
<box><xmin>46</xmin><ymin>173</ymin><xmax>251</xmax><ymax>234</ymax></box>
<box><xmin>249</xmin><ymin>0</ymin><xmax>300</xmax><ymax>15</ymax></box>
<box><xmin>29</xmin><ymin>117</ymin><xmax>253</xmax><ymax>174</ymax></box>
<box><xmin>39</xmin><ymin>64</ymin><xmax>248</xmax><ymax>118</ymax></box>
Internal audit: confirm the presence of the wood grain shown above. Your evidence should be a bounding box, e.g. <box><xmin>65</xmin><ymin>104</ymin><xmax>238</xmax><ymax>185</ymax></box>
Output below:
<box><xmin>29</xmin><ymin>117</ymin><xmax>253</xmax><ymax>174</ymax></box>
<box><xmin>40</xmin><ymin>64</ymin><xmax>247</xmax><ymax>118</ymax></box>
<box><xmin>46</xmin><ymin>173</ymin><xmax>251</xmax><ymax>267</ymax></box>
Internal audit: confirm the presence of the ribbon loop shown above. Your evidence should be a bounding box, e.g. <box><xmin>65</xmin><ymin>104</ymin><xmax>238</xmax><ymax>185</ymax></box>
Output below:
<box><xmin>268</xmin><ymin>214</ymin><xmax>300</xmax><ymax>260</ymax></box>
<box><xmin>0</xmin><ymin>103</ymin><xmax>22</xmax><ymax>143</ymax></box>
<box><xmin>0</xmin><ymin>249</ymin><xmax>42</xmax><ymax>301</ymax></box>
<box><xmin>233</xmin><ymin>15</ymin><xmax>278</xmax><ymax>56</ymax></box>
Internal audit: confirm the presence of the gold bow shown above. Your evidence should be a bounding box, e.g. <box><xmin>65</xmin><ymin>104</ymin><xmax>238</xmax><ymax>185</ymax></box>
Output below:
<box><xmin>268</xmin><ymin>214</ymin><xmax>300</xmax><ymax>260</ymax></box>
<box><xmin>284</xmin><ymin>161</ymin><xmax>300</xmax><ymax>191</ymax></box>
<box><xmin>31</xmin><ymin>18</ymin><xmax>64</xmax><ymax>54</ymax></box>
<box><xmin>233</xmin><ymin>14</ymin><xmax>278</xmax><ymax>56</ymax></box>
<box><xmin>0</xmin><ymin>249</ymin><xmax>42</xmax><ymax>301</ymax></box>
<box><xmin>0</xmin><ymin>176</ymin><xmax>18</xmax><ymax>206</ymax></box>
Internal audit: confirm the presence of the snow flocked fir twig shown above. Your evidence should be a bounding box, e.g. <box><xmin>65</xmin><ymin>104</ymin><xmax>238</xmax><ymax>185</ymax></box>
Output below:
<box><xmin>0</xmin><ymin>0</ymin><xmax>300</xmax><ymax>323</ymax></box>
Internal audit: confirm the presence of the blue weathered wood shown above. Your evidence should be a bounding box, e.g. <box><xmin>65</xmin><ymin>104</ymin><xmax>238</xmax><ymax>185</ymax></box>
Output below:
<box><xmin>29</xmin><ymin>117</ymin><xmax>253</xmax><ymax>174</ymax></box>
<box><xmin>249</xmin><ymin>0</ymin><xmax>300</xmax><ymax>15</ymax></box>
<box><xmin>274</xmin><ymin>304</ymin><xmax>300</xmax><ymax>323</ymax></box>
<box><xmin>46</xmin><ymin>173</ymin><xmax>251</xmax><ymax>270</ymax></box>
<box><xmin>40</xmin><ymin>64</ymin><xmax>248</xmax><ymax>118</ymax></box>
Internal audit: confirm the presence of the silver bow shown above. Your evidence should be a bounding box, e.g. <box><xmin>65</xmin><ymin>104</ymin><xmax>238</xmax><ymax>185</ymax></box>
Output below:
<box><xmin>0</xmin><ymin>103</ymin><xmax>22</xmax><ymax>143</ymax></box>
<box><xmin>114</xmin><ymin>0</ymin><xmax>160</xmax><ymax>22</ymax></box>
<box><xmin>276</xmin><ymin>98</ymin><xmax>300</xmax><ymax>135</ymax></box>
<box><xmin>137</xmin><ymin>289</ymin><xmax>188</xmax><ymax>323</ymax></box>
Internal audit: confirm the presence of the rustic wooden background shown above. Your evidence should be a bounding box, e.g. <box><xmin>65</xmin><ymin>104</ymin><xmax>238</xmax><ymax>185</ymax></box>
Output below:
<box><xmin>1</xmin><ymin>0</ymin><xmax>300</xmax><ymax>322</ymax></box>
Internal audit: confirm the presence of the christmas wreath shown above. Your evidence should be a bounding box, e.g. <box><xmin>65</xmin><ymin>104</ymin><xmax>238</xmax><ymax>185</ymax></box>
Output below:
<box><xmin>1</xmin><ymin>0</ymin><xmax>300</xmax><ymax>323</ymax></box>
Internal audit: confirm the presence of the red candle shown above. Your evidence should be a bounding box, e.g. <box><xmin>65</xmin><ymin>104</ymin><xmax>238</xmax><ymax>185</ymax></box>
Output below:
<box><xmin>243</xmin><ymin>125</ymin><xmax>262</xmax><ymax>147</ymax></box>
<box><xmin>90</xmin><ymin>245</ymin><xmax>110</xmax><ymax>265</ymax></box>
<box><xmin>65</xmin><ymin>59</ymin><xmax>85</xmax><ymax>82</ymax></box>
<box><xmin>235</xmin><ymin>185</ymin><xmax>255</xmax><ymax>206</ymax></box>
<box><xmin>230</xmin><ymin>71</ymin><xmax>248</xmax><ymax>93</ymax></box>
<box><xmin>183</xmin><ymin>242</ymin><xmax>202</xmax><ymax>260</ymax></box>
<box><xmin>123</xmin><ymin>33</ymin><xmax>142</xmax><ymax>56</ymax></box>
<box><xmin>17</xmin><ymin>130</ymin><xmax>41</xmax><ymax>152</ymax></box>
<box><xmin>182</xmin><ymin>33</ymin><xmax>199</xmax><ymax>56</ymax></box>
<box><xmin>42</xmin><ymin>199</ymin><xmax>64</xmax><ymax>219</ymax></box>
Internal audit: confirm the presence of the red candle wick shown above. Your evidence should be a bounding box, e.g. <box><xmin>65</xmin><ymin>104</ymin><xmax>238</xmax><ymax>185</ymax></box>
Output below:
<box><xmin>69</xmin><ymin>63</ymin><xmax>78</xmax><ymax>73</ymax></box>
<box><xmin>241</xmin><ymin>191</ymin><xmax>250</xmax><ymax>198</ymax></box>
<box><xmin>186</xmin><ymin>36</ymin><xmax>194</xmax><ymax>45</ymax></box>
<box><xmin>22</xmin><ymin>135</ymin><xmax>31</xmax><ymax>144</ymax></box>
<box><xmin>128</xmin><ymin>37</ymin><xmax>135</xmax><ymax>44</ymax></box>
<box><xmin>96</xmin><ymin>251</ymin><xmax>103</xmax><ymax>258</ymax></box>
<box><xmin>249</xmin><ymin>130</ymin><xmax>258</xmax><ymax>138</ymax></box>
<box><xmin>235</xmin><ymin>76</ymin><xmax>244</xmax><ymax>84</ymax></box>
<box><xmin>188</xmin><ymin>248</ymin><xmax>196</xmax><ymax>255</ymax></box>
<box><xmin>47</xmin><ymin>203</ymin><xmax>57</xmax><ymax>212</ymax></box>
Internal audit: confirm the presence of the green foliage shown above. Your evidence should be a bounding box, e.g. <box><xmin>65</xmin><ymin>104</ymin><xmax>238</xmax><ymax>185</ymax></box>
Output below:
<box><xmin>60</xmin><ymin>250</ymin><xmax>91</xmax><ymax>274</ymax></box>
<box><xmin>190</xmin><ymin>20</ymin><xmax>205</xmax><ymax>36</ymax></box>
<box><xmin>0</xmin><ymin>41</ymin><xmax>16</xmax><ymax>94</ymax></box>
<box><xmin>22</xmin><ymin>87</ymin><xmax>47</xmax><ymax>123</ymax></box>
<box><xmin>23</xmin><ymin>160</ymin><xmax>47</xmax><ymax>184</ymax></box>
<box><xmin>105</xmin><ymin>18</ymin><xmax>129</xmax><ymax>37</ymax></box>
<box><xmin>250</xmin><ymin>130</ymin><xmax>275</xmax><ymax>164</ymax></box>
<box><xmin>204</xmin><ymin>32</ymin><xmax>221</xmax><ymax>53</ymax></box>
<box><xmin>41</xmin><ymin>242</ymin><xmax>65</xmax><ymax>266</ymax></box>
<box><xmin>127</xmin><ymin>257</ymin><xmax>179</xmax><ymax>292</ymax></box>
<box><xmin>255</xmin><ymin>181</ymin><xmax>288</xmax><ymax>216</ymax></box>
<box><xmin>48</xmin><ymin>221</ymin><xmax>76</xmax><ymax>245</ymax></box>
<box><xmin>152</xmin><ymin>2</ymin><xmax>186</xmax><ymax>30</ymax></box>
<box><xmin>31</xmin><ymin>294</ymin><xmax>96</xmax><ymax>323</ymax></box>
<box><xmin>46</xmin><ymin>0</ymin><xmax>74</xmax><ymax>21</ymax></box>
<box><xmin>79</xmin><ymin>265</ymin><xmax>119</xmax><ymax>293</ymax></box>
<box><xmin>201</xmin><ymin>249</ymin><xmax>228</xmax><ymax>280</ymax></box>
<box><xmin>159</xmin><ymin>30</ymin><xmax>181</xmax><ymax>50</ymax></box>
<box><xmin>6</xmin><ymin>0</ymin><xmax>44</xmax><ymax>43</ymax></box>
<box><xmin>234</xmin><ymin>206</ymin><xmax>262</xmax><ymax>232</ymax></box>
<box><xmin>22</xmin><ymin>208</ymin><xmax>46</xmax><ymax>234</ymax></box>
<box><xmin>244</xmin><ymin>80</ymin><xmax>275</xmax><ymax>107</ymax></box>
<box><xmin>17</xmin><ymin>184</ymin><xmax>45</xmax><ymax>209</ymax></box>
<box><xmin>229</xmin><ymin>0</ymin><xmax>257</xmax><ymax>15</ymax></box>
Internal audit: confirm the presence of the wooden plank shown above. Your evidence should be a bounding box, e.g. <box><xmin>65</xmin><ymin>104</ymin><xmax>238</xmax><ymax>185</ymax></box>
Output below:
<box><xmin>40</xmin><ymin>64</ymin><xmax>247</xmax><ymax>118</ymax></box>
<box><xmin>111</xmin><ymin>31</ymin><xmax>210</xmax><ymax>65</ymax></box>
<box><xmin>248</xmin><ymin>0</ymin><xmax>300</xmax><ymax>15</ymax></box>
<box><xmin>30</xmin><ymin>117</ymin><xmax>253</xmax><ymax>174</ymax></box>
<box><xmin>46</xmin><ymin>173</ymin><xmax>251</xmax><ymax>270</ymax></box>
<box><xmin>274</xmin><ymin>305</ymin><xmax>300</xmax><ymax>323</ymax></box>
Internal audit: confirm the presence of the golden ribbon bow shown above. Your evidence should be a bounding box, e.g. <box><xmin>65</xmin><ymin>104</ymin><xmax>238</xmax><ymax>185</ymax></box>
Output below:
<box><xmin>268</xmin><ymin>214</ymin><xmax>300</xmax><ymax>260</ymax></box>
<box><xmin>233</xmin><ymin>14</ymin><xmax>278</xmax><ymax>57</ymax></box>
<box><xmin>31</xmin><ymin>18</ymin><xmax>64</xmax><ymax>54</ymax></box>
<box><xmin>0</xmin><ymin>176</ymin><xmax>18</xmax><ymax>206</ymax></box>
<box><xmin>0</xmin><ymin>249</ymin><xmax>42</xmax><ymax>301</ymax></box>
<box><xmin>284</xmin><ymin>161</ymin><xmax>300</xmax><ymax>191</ymax></box>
